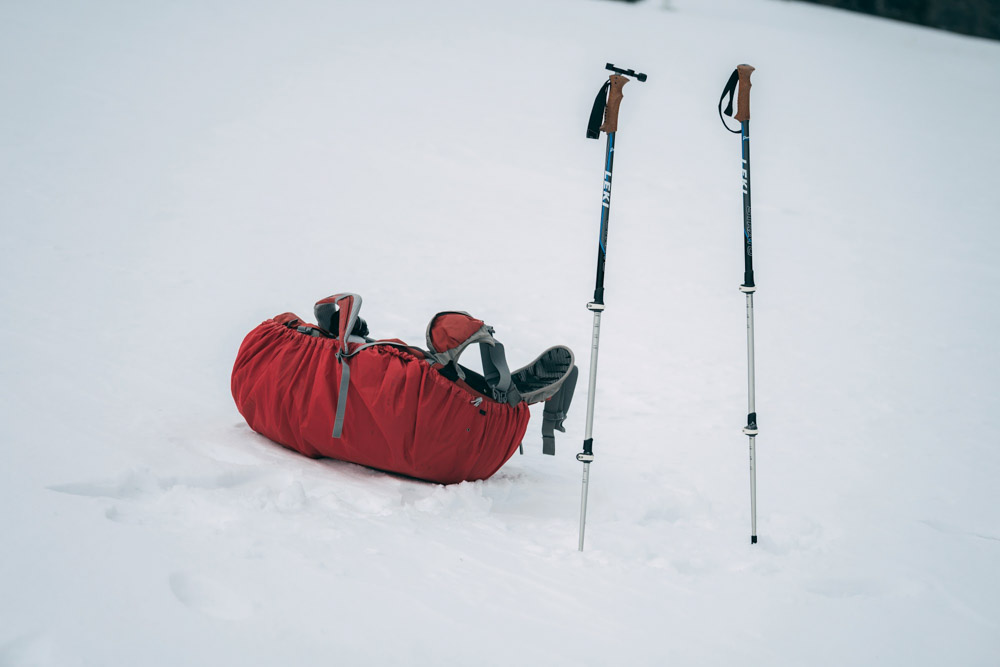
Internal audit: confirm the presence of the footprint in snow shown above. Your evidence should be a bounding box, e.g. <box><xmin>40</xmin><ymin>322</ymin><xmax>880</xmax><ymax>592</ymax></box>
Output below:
<box><xmin>804</xmin><ymin>577</ymin><xmax>887</xmax><ymax>599</ymax></box>
<box><xmin>168</xmin><ymin>572</ymin><xmax>253</xmax><ymax>621</ymax></box>
<box><xmin>48</xmin><ymin>467</ymin><xmax>261</xmax><ymax>501</ymax></box>
<box><xmin>48</xmin><ymin>467</ymin><xmax>169</xmax><ymax>500</ymax></box>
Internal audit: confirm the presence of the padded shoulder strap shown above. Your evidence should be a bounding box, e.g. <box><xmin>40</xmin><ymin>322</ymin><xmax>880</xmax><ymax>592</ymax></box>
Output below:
<box><xmin>426</xmin><ymin>311</ymin><xmax>521</xmax><ymax>405</ymax></box>
<box><xmin>509</xmin><ymin>345</ymin><xmax>578</xmax><ymax>455</ymax></box>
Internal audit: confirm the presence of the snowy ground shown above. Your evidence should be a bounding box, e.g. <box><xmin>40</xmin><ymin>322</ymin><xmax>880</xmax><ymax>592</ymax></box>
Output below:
<box><xmin>2</xmin><ymin>0</ymin><xmax>999</xmax><ymax>664</ymax></box>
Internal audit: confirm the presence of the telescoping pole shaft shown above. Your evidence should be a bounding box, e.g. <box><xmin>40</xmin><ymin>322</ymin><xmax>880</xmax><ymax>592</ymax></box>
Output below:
<box><xmin>578</xmin><ymin>131</ymin><xmax>615</xmax><ymax>551</ymax></box>
<box><xmin>733</xmin><ymin>65</ymin><xmax>759</xmax><ymax>545</ymax></box>
<box><xmin>742</xmin><ymin>120</ymin><xmax>758</xmax><ymax>544</ymax></box>
<box><xmin>744</xmin><ymin>283</ymin><xmax>757</xmax><ymax>544</ymax></box>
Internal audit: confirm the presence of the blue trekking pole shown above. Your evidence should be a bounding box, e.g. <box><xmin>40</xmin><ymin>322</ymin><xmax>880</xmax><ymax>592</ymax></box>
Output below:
<box><xmin>719</xmin><ymin>64</ymin><xmax>760</xmax><ymax>544</ymax></box>
<box><xmin>577</xmin><ymin>63</ymin><xmax>646</xmax><ymax>551</ymax></box>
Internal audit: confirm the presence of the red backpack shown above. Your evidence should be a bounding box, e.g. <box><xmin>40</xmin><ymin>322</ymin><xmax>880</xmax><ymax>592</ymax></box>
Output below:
<box><xmin>232</xmin><ymin>293</ymin><xmax>578</xmax><ymax>484</ymax></box>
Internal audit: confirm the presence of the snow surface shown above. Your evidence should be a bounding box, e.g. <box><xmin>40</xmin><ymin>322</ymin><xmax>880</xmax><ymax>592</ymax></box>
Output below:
<box><xmin>2</xmin><ymin>0</ymin><xmax>999</xmax><ymax>664</ymax></box>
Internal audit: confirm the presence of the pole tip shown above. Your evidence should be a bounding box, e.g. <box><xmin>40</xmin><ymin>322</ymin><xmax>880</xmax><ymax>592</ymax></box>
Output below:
<box><xmin>751</xmin><ymin>535</ymin><xmax>758</xmax><ymax>544</ymax></box>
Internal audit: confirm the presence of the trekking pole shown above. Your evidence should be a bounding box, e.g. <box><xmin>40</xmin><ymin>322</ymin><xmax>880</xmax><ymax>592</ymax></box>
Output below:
<box><xmin>719</xmin><ymin>64</ymin><xmax>759</xmax><ymax>544</ymax></box>
<box><xmin>577</xmin><ymin>63</ymin><xmax>647</xmax><ymax>551</ymax></box>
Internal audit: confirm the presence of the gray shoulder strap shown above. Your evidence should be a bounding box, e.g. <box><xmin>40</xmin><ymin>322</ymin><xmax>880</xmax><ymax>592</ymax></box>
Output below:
<box><xmin>480</xmin><ymin>340</ymin><xmax>521</xmax><ymax>406</ymax></box>
<box><xmin>541</xmin><ymin>365</ymin><xmax>579</xmax><ymax>455</ymax></box>
<box><xmin>332</xmin><ymin>360</ymin><xmax>350</xmax><ymax>438</ymax></box>
<box><xmin>326</xmin><ymin>293</ymin><xmax>363</xmax><ymax>439</ymax></box>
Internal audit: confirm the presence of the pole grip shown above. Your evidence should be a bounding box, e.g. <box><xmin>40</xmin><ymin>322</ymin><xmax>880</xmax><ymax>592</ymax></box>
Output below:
<box><xmin>599</xmin><ymin>75</ymin><xmax>629</xmax><ymax>134</ymax></box>
<box><xmin>734</xmin><ymin>64</ymin><xmax>754</xmax><ymax>122</ymax></box>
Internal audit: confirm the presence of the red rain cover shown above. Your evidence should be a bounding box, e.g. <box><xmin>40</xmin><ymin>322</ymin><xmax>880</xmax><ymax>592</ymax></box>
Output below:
<box><xmin>231</xmin><ymin>318</ymin><xmax>531</xmax><ymax>484</ymax></box>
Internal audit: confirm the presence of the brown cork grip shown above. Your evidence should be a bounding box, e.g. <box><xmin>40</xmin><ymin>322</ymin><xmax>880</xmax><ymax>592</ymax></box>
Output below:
<box><xmin>599</xmin><ymin>74</ymin><xmax>629</xmax><ymax>134</ymax></box>
<box><xmin>734</xmin><ymin>64</ymin><xmax>755</xmax><ymax>122</ymax></box>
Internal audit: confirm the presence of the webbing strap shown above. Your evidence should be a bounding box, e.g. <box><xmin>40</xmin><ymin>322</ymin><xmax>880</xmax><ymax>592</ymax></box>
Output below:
<box><xmin>718</xmin><ymin>68</ymin><xmax>742</xmax><ymax>134</ymax></box>
<box><xmin>541</xmin><ymin>421</ymin><xmax>557</xmax><ymax>456</ymax></box>
<box><xmin>332</xmin><ymin>356</ymin><xmax>350</xmax><ymax>438</ymax></box>
<box><xmin>587</xmin><ymin>79</ymin><xmax>611</xmax><ymax>139</ymax></box>
<box><xmin>323</xmin><ymin>293</ymin><xmax>361</xmax><ymax>440</ymax></box>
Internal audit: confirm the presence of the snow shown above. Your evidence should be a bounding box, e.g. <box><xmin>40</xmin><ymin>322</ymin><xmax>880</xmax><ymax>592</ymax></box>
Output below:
<box><xmin>2</xmin><ymin>0</ymin><xmax>999</xmax><ymax>664</ymax></box>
